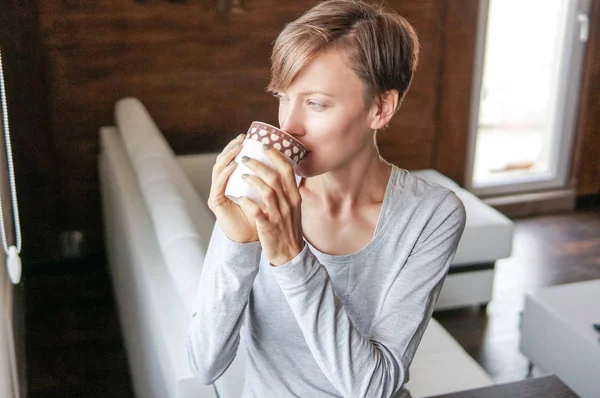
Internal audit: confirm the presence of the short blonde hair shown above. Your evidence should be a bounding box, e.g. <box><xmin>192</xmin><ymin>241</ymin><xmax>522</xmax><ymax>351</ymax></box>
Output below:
<box><xmin>268</xmin><ymin>0</ymin><xmax>420</xmax><ymax>111</ymax></box>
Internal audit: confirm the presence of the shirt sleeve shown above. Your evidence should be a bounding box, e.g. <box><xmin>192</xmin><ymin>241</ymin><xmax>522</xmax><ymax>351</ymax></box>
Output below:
<box><xmin>186</xmin><ymin>221</ymin><xmax>262</xmax><ymax>384</ymax></box>
<box><xmin>269</xmin><ymin>192</ymin><xmax>466</xmax><ymax>398</ymax></box>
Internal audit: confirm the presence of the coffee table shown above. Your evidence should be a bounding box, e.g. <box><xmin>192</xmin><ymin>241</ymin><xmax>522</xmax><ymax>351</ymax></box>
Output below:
<box><xmin>519</xmin><ymin>279</ymin><xmax>600</xmax><ymax>398</ymax></box>
<box><xmin>428</xmin><ymin>375</ymin><xmax>576</xmax><ymax>397</ymax></box>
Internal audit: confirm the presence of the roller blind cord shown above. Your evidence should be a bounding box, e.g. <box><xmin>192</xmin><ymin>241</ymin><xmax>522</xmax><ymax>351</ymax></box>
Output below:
<box><xmin>0</xmin><ymin>48</ymin><xmax>23</xmax><ymax>285</ymax></box>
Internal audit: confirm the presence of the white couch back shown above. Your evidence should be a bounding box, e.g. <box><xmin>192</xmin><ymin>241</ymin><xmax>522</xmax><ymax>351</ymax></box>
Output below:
<box><xmin>114</xmin><ymin>97</ymin><xmax>216</xmax><ymax>315</ymax></box>
<box><xmin>100</xmin><ymin>125</ymin><xmax>218</xmax><ymax>398</ymax></box>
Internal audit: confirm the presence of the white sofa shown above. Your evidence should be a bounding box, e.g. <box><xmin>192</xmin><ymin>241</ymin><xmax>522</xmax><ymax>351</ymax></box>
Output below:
<box><xmin>99</xmin><ymin>97</ymin><xmax>499</xmax><ymax>398</ymax></box>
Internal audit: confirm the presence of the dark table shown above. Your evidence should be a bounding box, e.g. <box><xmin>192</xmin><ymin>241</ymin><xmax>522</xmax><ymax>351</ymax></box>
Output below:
<box><xmin>428</xmin><ymin>375</ymin><xmax>578</xmax><ymax>398</ymax></box>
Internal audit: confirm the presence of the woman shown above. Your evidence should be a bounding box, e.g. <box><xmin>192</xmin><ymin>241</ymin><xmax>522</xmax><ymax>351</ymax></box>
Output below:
<box><xmin>186</xmin><ymin>1</ymin><xmax>466</xmax><ymax>397</ymax></box>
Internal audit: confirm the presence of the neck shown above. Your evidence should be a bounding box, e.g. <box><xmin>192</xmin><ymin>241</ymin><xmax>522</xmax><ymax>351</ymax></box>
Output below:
<box><xmin>301</xmin><ymin>141</ymin><xmax>392</xmax><ymax>216</ymax></box>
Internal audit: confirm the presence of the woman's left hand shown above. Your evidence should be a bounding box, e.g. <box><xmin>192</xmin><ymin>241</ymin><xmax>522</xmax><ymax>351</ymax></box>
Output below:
<box><xmin>237</xmin><ymin>144</ymin><xmax>305</xmax><ymax>266</ymax></box>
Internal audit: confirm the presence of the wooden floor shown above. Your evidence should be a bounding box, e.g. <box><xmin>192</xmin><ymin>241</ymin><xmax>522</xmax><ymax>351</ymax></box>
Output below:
<box><xmin>25</xmin><ymin>257</ymin><xmax>134</xmax><ymax>397</ymax></box>
<box><xmin>24</xmin><ymin>205</ymin><xmax>600</xmax><ymax>396</ymax></box>
<box><xmin>435</xmin><ymin>204</ymin><xmax>600</xmax><ymax>384</ymax></box>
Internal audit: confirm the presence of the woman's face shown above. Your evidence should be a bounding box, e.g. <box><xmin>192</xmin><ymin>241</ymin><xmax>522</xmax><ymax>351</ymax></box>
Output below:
<box><xmin>275</xmin><ymin>49</ymin><xmax>378</xmax><ymax>178</ymax></box>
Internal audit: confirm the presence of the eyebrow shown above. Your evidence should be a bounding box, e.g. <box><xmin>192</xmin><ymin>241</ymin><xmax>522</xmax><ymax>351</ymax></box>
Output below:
<box><xmin>297</xmin><ymin>91</ymin><xmax>336</xmax><ymax>98</ymax></box>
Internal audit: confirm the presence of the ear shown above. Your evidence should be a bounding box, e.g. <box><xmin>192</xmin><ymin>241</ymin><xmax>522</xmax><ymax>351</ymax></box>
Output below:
<box><xmin>369</xmin><ymin>90</ymin><xmax>399</xmax><ymax>130</ymax></box>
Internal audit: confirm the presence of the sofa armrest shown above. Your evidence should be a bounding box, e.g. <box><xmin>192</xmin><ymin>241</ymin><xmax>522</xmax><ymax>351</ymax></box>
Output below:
<box><xmin>100</xmin><ymin>126</ymin><xmax>217</xmax><ymax>398</ymax></box>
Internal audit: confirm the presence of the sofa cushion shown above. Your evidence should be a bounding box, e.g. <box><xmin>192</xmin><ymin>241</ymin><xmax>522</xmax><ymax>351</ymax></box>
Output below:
<box><xmin>410</xmin><ymin>169</ymin><xmax>514</xmax><ymax>266</ymax></box>
<box><xmin>405</xmin><ymin>319</ymin><xmax>493</xmax><ymax>396</ymax></box>
<box><xmin>115</xmin><ymin>97</ymin><xmax>215</xmax><ymax>315</ymax></box>
<box><xmin>177</xmin><ymin>154</ymin><xmax>219</xmax><ymax>203</ymax></box>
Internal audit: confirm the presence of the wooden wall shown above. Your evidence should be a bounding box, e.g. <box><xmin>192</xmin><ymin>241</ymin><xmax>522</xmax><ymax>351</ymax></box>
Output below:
<box><xmin>3</xmin><ymin>0</ymin><xmax>597</xmax><ymax>263</ymax></box>
<box><xmin>2</xmin><ymin>0</ymin><xmax>477</xmax><ymax>262</ymax></box>
<box><xmin>0</xmin><ymin>1</ymin><xmax>61</xmax><ymax>266</ymax></box>
<box><xmin>573</xmin><ymin>0</ymin><xmax>600</xmax><ymax>196</ymax></box>
<box><xmin>0</xmin><ymin>1</ymin><xmax>43</xmax><ymax>394</ymax></box>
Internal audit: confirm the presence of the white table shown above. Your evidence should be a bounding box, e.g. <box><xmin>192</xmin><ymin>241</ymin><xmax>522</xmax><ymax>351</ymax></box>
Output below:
<box><xmin>519</xmin><ymin>279</ymin><xmax>600</xmax><ymax>398</ymax></box>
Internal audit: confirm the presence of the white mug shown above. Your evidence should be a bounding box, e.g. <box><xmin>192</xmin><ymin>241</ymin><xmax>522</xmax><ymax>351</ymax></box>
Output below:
<box><xmin>225</xmin><ymin>138</ymin><xmax>303</xmax><ymax>205</ymax></box>
<box><xmin>224</xmin><ymin>121</ymin><xmax>307</xmax><ymax>205</ymax></box>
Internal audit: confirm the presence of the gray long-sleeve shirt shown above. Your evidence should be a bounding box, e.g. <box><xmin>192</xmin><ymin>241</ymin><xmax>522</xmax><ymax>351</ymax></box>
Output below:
<box><xmin>186</xmin><ymin>165</ymin><xmax>466</xmax><ymax>398</ymax></box>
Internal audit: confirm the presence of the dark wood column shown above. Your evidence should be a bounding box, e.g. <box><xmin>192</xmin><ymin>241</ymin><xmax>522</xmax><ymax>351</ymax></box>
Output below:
<box><xmin>573</xmin><ymin>0</ymin><xmax>600</xmax><ymax>197</ymax></box>
<box><xmin>434</xmin><ymin>0</ymin><xmax>480</xmax><ymax>186</ymax></box>
<box><xmin>0</xmin><ymin>2</ymin><xmax>60</xmax><ymax>263</ymax></box>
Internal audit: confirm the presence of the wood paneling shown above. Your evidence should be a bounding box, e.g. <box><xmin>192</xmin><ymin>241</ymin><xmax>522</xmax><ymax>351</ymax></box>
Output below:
<box><xmin>573</xmin><ymin>0</ymin><xmax>600</xmax><ymax>196</ymax></box>
<box><xmin>36</xmin><ymin>0</ymin><xmax>470</xmax><ymax>259</ymax></box>
<box><xmin>0</xmin><ymin>2</ymin><xmax>62</xmax><ymax>262</ymax></box>
<box><xmin>7</xmin><ymin>0</ymin><xmax>598</xmax><ymax>262</ymax></box>
<box><xmin>378</xmin><ymin>0</ymin><xmax>444</xmax><ymax>169</ymax></box>
<box><xmin>39</xmin><ymin>0</ymin><xmax>321</xmax><ymax>257</ymax></box>
<box><xmin>6</xmin><ymin>0</ymin><xmax>480</xmax><ymax>261</ymax></box>
<box><xmin>434</xmin><ymin>0</ymin><xmax>480</xmax><ymax>186</ymax></box>
<box><xmin>0</xmin><ymin>1</ymin><xmax>49</xmax><ymax>394</ymax></box>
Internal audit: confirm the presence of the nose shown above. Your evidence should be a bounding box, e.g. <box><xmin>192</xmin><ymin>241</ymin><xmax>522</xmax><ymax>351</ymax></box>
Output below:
<box><xmin>279</xmin><ymin>101</ymin><xmax>305</xmax><ymax>141</ymax></box>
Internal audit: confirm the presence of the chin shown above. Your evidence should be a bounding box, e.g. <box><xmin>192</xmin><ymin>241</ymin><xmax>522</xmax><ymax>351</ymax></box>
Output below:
<box><xmin>295</xmin><ymin>165</ymin><xmax>309</xmax><ymax>179</ymax></box>
<box><xmin>295</xmin><ymin>153</ymin><xmax>326</xmax><ymax>179</ymax></box>
<box><xmin>295</xmin><ymin>154</ymin><xmax>313</xmax><ymax>178</ymax></box>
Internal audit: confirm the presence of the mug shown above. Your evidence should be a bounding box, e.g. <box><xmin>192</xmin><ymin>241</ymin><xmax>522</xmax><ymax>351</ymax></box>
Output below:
<box><xmin>225</xmin><ymin>121</ymin><xmax>308</xmax><ymax>204</ymax></box>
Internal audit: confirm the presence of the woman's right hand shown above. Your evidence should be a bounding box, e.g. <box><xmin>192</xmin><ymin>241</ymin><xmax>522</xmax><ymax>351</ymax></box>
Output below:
<box><xmin>207</xmin><ymin>133</ymin><xmax>260</xmax><ymax>243</ymax></box>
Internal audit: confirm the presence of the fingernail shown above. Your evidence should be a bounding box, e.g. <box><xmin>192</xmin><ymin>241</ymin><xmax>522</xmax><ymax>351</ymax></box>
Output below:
<box><xmin>241</xmin><ymin>156</ymin><xmax>249</xmax><ymax>163</ymax></box>
<box><xmin>238</xmin><ymin>133</ymin><xmax>246</xmax><ymax>140</ymax></box>
<box><xmin>242</xmin><ymin>173</ymin><xmax>249</xmax><ymax>179</ymax></box>
<box><xmin>262</xmin><ymin>143</ymin><xmax>270</xmax><ymax>150</ymax></box>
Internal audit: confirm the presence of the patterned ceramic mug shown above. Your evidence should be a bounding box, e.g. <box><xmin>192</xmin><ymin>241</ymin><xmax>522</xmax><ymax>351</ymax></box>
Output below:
<box><xmin>225</xmin><ymin>122</ymin><xmax>308</xmax><ymax>204</ymax></box>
